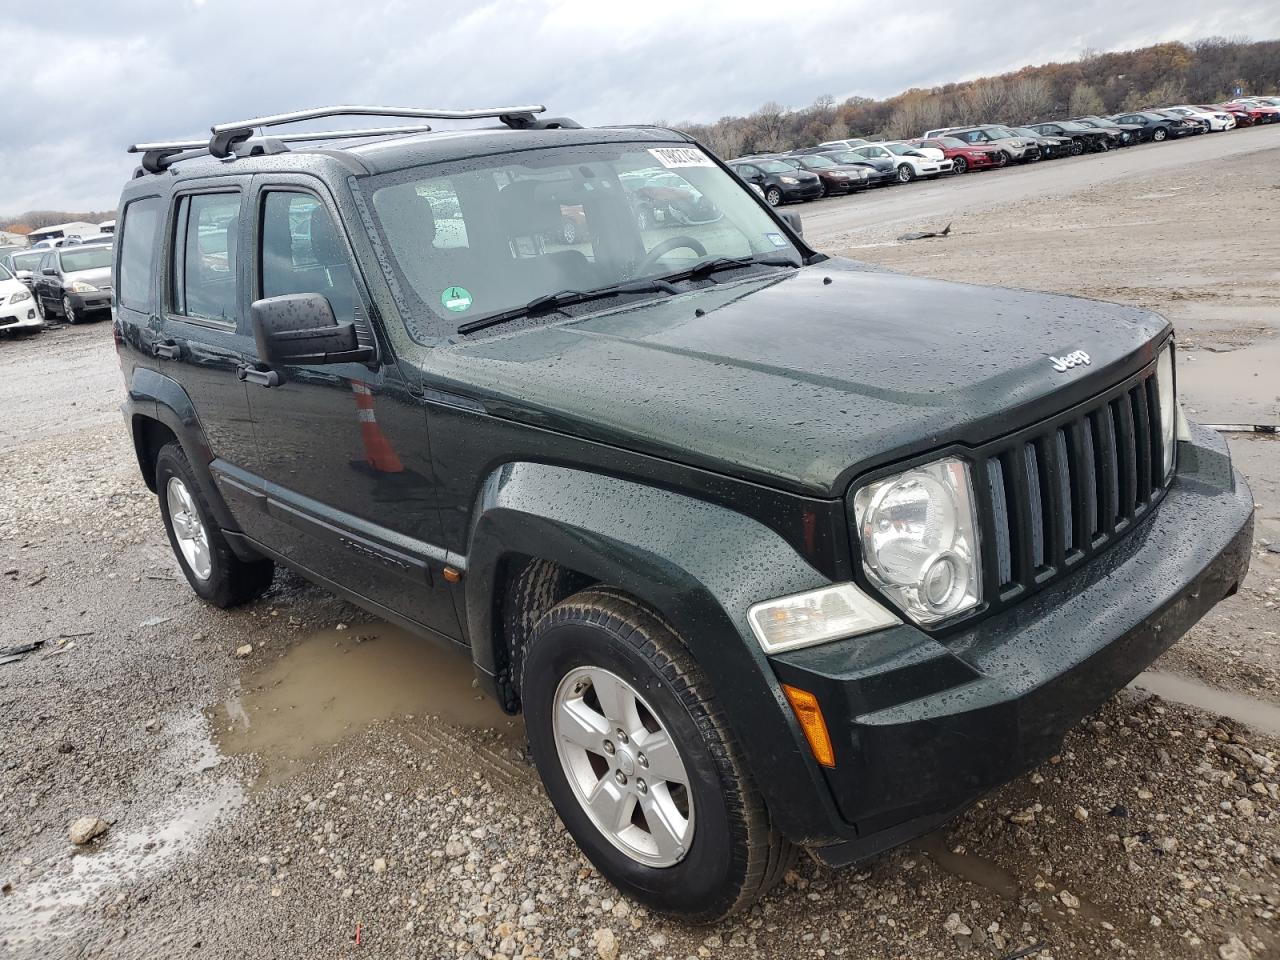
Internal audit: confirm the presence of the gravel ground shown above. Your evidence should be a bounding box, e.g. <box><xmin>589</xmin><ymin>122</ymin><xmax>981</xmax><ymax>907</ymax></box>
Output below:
<box><xmin>1</xmin><ymin>142</ymin><xmax>1278</xmax><ymax>960</ymax></box>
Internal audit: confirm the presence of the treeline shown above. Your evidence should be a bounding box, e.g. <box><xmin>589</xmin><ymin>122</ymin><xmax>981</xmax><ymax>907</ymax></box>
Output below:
<box><xmin>1</xmin><ymin>210</ymin><xmax>115</xmax><ymax>234</ymax></box>
<box><xmin>678</xmin><ymin>37</ymin><xmax>1280</xmax><ymax>157</ymax></box>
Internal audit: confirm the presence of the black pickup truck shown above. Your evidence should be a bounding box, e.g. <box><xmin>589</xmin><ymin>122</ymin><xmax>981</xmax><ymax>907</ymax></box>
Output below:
<box><xmin>114</xmin><ymin>105</ymin><xmax>1253</xmax><ymax>920</ymax></box>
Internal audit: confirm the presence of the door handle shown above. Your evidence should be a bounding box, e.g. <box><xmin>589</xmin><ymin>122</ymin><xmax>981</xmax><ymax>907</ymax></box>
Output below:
<box><xmin>153</xmin><ymin>339</ymin><xmax>180</xmax><ymax>359</ymax></box>
<box><xmin>237</xmin><ymin>364</ymin><xmax>280</xmax><ymax>388</ymax></box>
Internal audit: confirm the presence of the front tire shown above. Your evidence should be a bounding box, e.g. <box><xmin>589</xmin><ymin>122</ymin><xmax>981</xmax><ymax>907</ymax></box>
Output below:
<box><xmin>1152</xmin><ymin>127</ymin><xmax>1168</xmax><ymax>142</ymax></box>
<box><xmin>996</xmin><ymin>150</ymin><xmax>1011</xmax><ymax>167</ymax></box>
<box><xmin>764</xmin><ymin>186</ymin><xmax>783</xmax><ymax>207</ymax></box>
<box><xmin>895</xmin><ymin>163</ymin><xmax>914</xmax><ymax>183</ymax></box>
<box><xmin>522</xmin><ymin>589</ymin><xmax>794</xmax><ymax>920</ymax></box>
<box><xmin>62</xmin><ymin>296</ymin><xmax>78</xmax><ymax>324</ymax></box>
<box><xmin>155</xmin><ymin>442</ymin><xmax>274</xmax><ymax>607</ymax></box>
<box><xmin>951</xmin><ymin>156</ymin><xmax>968</xmax><ymax>175</ymax></box>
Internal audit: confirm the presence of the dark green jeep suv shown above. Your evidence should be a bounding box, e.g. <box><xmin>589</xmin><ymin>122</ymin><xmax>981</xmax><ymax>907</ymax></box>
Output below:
<box><xmin>114</xmin><ymin>106</ymin><xmax>1253</xmax><ymax>919</ymax></box>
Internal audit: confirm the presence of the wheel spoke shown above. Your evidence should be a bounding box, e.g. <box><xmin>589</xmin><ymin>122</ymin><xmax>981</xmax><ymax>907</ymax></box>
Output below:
<box><xmin>589</xmin><ymin>670</ymin><xmax>637</xmax><ymax>729</ymax></box>
<box><xmin>587</xmin><ymin>777</ymin><xmax>634</xmax><ymax>833</ymax></box>
<box><xmin>557</xmin><ymin>696</ymin><xmax>610</xmax><ymax>751</ymax></box>
<box><xmin>640</xmin><ymin>790</ymin><xmax>687</xmax><ymax>862</ymax></box>
<box><xmin>637</xmin><ymin>730</ymin><xmax>687</xmax><ymax>786</ymax></box>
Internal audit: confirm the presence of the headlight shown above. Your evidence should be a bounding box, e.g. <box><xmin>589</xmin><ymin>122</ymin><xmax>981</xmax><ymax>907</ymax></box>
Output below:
<box><xmin>779</xmin><ymin>176</ymin><xmax>799</xmax><ymax>184</ymax></box>
<box><xmin>68</xmin><ymin>280</ymin><xmax>98</xmax><ymax>293</ymax></box>
<box><xmin>9</xmin><ymin>290</ymin><xmax>30</xmax><ymax>304</ymax></box>
<box><xmin>853</xmin><ymin>458</ymin><xmax>982</xmax><ymax>624</ymax></box>
<box><xmin>747</xmin><ymin>583</ymin><xmax>899</xmax><ymax>654</ymax></box>
<box><xmin>1154</xmin><ymin>342</ymin><xmax>1178</xmax><ymax>480</ymax></box>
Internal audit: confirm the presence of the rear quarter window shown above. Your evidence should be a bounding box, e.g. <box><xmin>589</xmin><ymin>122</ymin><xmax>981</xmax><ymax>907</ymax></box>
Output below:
<box><xmin>117</xmin><ymin>196</ymin><xmax>162</xmax><ymax>311</ymax></box>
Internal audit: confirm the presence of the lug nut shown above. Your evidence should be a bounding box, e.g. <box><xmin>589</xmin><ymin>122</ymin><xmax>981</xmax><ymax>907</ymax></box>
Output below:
<box><xmin>636</xmin><ymin>779</ymin><xmax>648</xmax><ymax>795</ymax></box>
<box><xmin>637</xmin><ymin>753</ymin><xmax>648</xmax><ymax>769</ymax></box>
<box><xmin>614</xmin><ymin>770</ymin><xmax>628</xmax><ymax>786</ymax></box>
<box><xmin>616</xmin><ymin>729</ymin><xmax>629</xmax><ymax>744</ymax></box>
<box><xmin>602</xmin><ymin>740</ymin><xmax>615</xmax><ymax>755</ymax></box>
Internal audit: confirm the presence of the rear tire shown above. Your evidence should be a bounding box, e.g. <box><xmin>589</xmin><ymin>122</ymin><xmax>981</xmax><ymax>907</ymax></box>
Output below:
<box><xmin>1153</xmin><ymin>127</ymin><xmax>1168</xmax><ymax>142</ymax></box>
<box><xmin>155</xmin><ymin>442</ymin><xmax>274</xmax><ymax>608</ymax></box>
<box><xmin>522</xmin><ymin>588</ymin><xmax>795</xmax><ymax>920</ymax></box>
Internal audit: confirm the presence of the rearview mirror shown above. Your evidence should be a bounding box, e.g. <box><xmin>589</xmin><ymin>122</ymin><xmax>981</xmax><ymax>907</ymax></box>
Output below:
<box><xmin>42</xmin><ymin>268</ymin><xmax>57</xmax><ymax>276</ymax></box>
<box><xmin>250</xmin><ymin>293</ymin><xmax>373</xmax><ymax>366</ymax></box>
<box><xmin>778</xmin><ymin>210</ymin><xmax>803</xmax><ymax>237</ymax></box>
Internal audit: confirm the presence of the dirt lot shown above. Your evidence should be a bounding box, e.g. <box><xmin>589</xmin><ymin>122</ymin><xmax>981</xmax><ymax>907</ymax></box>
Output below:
<box><xmin>1</xmin><ymin>139</ymin><xmax>1278</xmax><ymax>960</ymax></box>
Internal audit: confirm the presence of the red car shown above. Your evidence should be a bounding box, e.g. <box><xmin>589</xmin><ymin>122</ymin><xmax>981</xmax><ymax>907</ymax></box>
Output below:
<box><xmin>908</xmin><ymin>136</ymin><xmax>1002</xmax><ymax>174</ymax></box>
<box><xmin>1221</xmin><ymin>102</ymin><xmax>1279</xmax><ymax>125</ymax></box>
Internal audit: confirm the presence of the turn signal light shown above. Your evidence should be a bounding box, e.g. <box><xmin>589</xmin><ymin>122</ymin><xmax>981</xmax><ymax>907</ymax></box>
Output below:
<box><xmin>781</xmin><ymin>684</ymin><xmax>835</xmax><ymax>768</ymax></box>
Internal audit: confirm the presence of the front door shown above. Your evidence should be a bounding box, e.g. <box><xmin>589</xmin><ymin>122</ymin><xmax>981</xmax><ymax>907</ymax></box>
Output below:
<box><xmin>239</xmin><ymin>176</ymin><xmax>460</xmax><ymax>641</ymax></box>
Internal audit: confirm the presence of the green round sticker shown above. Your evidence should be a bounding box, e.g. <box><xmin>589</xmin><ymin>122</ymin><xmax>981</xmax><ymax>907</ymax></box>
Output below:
<box><xmin>441</xmin><ymin>286</ymin><xmax>473</xmax><ymax>313</ymax></box>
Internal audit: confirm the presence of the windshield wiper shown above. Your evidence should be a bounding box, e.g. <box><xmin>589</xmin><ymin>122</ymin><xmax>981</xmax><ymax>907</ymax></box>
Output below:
<box><xmin>456</xmin><ymin>278</ymin><xmax>679</xmax><ymax>335</ymax></box>
<box><xmin>671</xmin><ymin>254</ymin><xmax>799</xmax><ymax>283</ymax></box>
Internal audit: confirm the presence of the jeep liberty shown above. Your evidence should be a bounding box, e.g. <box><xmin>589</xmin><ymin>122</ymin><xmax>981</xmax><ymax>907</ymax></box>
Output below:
<box><xmin>114</xmin><ymin>105</ymin><xmax>1254</xmax><ymax>919</ymax></box>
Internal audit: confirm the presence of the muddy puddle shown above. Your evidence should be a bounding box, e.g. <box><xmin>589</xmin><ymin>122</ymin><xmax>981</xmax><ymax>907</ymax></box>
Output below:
<box><xmin>1130</xmin><ymin>670</ymin><xmax>1280</xmax><ymax>737</ymax></box>
<box><xmin>211</xmin><ymin>623</ymin><xmax>519</xmax><ymax>785</ymax></box>
<box><xmin>1178</xmin><ymin>336</ymin><xmax>1280</xmax><ymax>426</ymax></box>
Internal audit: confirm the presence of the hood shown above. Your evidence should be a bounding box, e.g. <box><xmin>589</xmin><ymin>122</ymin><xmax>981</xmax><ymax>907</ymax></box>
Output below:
<box><xmin>0</xmin><ymin>276</ymin><xmax>28</xmax><ymax>297</ymax></box>
<box><xmin>429</xmin><ymin>260</ymin><xmax>1169</xmax><ymax>497</ymax></box>
<box><xmin>65</xmin><ymin>266</ymin><xmax>112</xmax><ymax>288</ymax></box>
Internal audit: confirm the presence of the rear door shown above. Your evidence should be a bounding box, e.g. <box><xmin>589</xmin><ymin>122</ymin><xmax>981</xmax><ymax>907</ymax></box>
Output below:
<box><xmin>238</xmin><ymin>174</ymin><xmax>460</xmax><ymax>641</ymax></box>
<box><xmin>156</xmin><ymin>178</ymin><xmax>261</xmax><ymax>488</ymax></box>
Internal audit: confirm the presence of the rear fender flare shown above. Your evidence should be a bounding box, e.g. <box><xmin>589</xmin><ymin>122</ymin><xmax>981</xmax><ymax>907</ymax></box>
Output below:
<box><xmin>464</xmin><ymin>460</ymin><xmax>844</xmax><ymax>843</ymax></box>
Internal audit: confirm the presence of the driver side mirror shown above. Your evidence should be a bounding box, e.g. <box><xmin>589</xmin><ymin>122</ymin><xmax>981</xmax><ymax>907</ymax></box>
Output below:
<box><xmin>42</xmin><ymin>268</ymin><xmax>57</xmax><ymax>276</ymax></box>
<box><xmin>778</xmin><ymin>210</ymin><xmax>803</xmax><ymax>237</ymax></box>
<box><xmin>15</xmin><ymin>271</ymin><xmax>32</xmax><ymax>282</ymax></box>
<box><xmin>250</xmin><ymin>293</ymin><xmax>373</xmax><ymax>367</ymax></box>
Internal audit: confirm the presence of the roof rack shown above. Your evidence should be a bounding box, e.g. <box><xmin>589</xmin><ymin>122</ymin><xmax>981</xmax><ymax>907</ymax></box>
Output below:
<box><xmin>128</xmin><ymin>103</ymin><xmax>564</xmax><ymax>175</ymax></box>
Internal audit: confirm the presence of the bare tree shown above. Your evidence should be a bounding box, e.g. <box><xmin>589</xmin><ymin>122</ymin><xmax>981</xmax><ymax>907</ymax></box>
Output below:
<box><xmin>1005</xmin><ymin>76</ymin><xmax>1052</xmax><ymax>123</ymax></box>
<box><xmin>1068</xmin><ymin>82</ymin><xmax>1106</xmax><ymax>117</ymax></box>
<box><xmin>963</xmin><ymin>79</ymin><xmax>1009</xmax><ymax>124</ymax></box>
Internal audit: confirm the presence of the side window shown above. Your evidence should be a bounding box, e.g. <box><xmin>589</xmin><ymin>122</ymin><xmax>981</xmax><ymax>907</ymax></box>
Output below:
<box><xmin>260</xmin><ymin>191</ymin><xmax>357</xmax><ymax>319</ymax></box>
<box><xmin>171</xmin><ymin>192</ymin><xmax>241</xmax><ymax>323</ymax></box>
<box><xmin>117</xmin><ymin>196</ymin><xmax>161</xmax><ymax>311</ymax></box>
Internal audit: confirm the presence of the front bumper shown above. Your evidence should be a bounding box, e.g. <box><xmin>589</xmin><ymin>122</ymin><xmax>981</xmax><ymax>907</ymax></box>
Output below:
<box><xmin>66</xmin><ymin>290</ymin><xmax>113</xmax><ymax>312</ymax></box>
<box><xmin>782</xmin><ymin>181</ymin><xmax>824</xmax><ymax>201</ymax></box>
<box><xmin>0</xmin><ymin>300</ymin><xmax>42</xmax><ymax>330</ymax></box>
<box><xmin>768</xmin><ymin>423</ymin><xmax>1253</xmax><ymax>863</ymax></box>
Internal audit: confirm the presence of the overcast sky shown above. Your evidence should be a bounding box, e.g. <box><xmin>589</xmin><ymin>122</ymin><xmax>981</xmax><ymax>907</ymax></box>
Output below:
<box><xmin>2</xmin><ymin>0</ymin><xmax>1276</xmax><ymax>214</ymax></box>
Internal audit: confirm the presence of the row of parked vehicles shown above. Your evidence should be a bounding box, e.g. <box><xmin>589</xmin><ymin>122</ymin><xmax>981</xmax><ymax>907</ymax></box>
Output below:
<box><xmin>0</xmin><ymin>233</ymin><xmax>114</xmax><ymax>336</ymax></box>
<box><xmin>726</xmin><ymin>96</ymin><xmax>1280</xmax><ymax>204</ymax></box>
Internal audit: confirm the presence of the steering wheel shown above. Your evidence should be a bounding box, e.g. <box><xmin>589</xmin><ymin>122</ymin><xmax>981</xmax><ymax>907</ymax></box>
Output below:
<box><xmin>635</xmin><ymin>236</ymin><xmax>708</xmax><ymax>275</ymax></box>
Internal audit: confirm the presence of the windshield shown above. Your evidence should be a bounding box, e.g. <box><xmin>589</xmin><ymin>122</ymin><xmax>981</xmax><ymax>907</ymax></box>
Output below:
<box><xmin>12</xmin><ymin>252</ymin><xmax>42</xmax><ymax>272</ymax></box>
<box><xmin>800</xmin><ymin>156</ymin><xmax>836</xmax><ymax>169</ymax></box>
<box><xmin>0</xmin><ymin>264</ymin><xmax>11</xmax><ymax>281</ymax></box>
<box><xmin>936</xmin><ymin>137</ymin><xmax>968</xmax><ymax>148</ymax></box>
<box><xmin>1057</xmin><ymin>121</ymin><xmax>1089</xmax><ymax>131</ymax></box>
<box><xmin>1011</xmin><ymin>128</ymin><xmax>1039</xmax><ymax>137</ymax></box>
<box><xmin>365</xmin><ymin>142</ymin><xmax>801</xmax><ymax>340</ymax></box>
<box><xmin>59</xmin><ymin>246</ymin><xmax>112</xmax><ymax>272</ymax></box>
<box><xmin>883</xmin><ymin>143</ymin><xmax>917</xmax><ymax>156</ymax></box>
<box><xmin>753</xmin><ymin>159</ymin><xmax>793</xmax><ymax>173</ymax></box>
<box><xmin>988</xmin><ymin>126</ymin><xmax>1019</xmax><ymax>138</ymax></box>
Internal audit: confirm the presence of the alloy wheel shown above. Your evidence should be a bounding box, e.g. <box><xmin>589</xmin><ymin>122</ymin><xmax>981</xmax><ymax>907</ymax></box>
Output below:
<box><xmin>552</xmin><ymin>665</ymin><xmax>694</xmax><ymax>868</ymax></box>
<box><xmin>952</xmin><ymin>157</ymin><xmax>967</xmax><ymax>175</ymax></box>
<box><xmin>765</xmin><ymin>187</ymin><xmax>782</xmax><ymax>207</ymax></box>
<box><xmin>166</xmin><ymin>476</ymin><xmax>212</xmax><ymax>581</ymax></box>
<box><xmin>62</xmin><ymin>297</ymin><xmax>77</xmax><ymax>324</ymax></box>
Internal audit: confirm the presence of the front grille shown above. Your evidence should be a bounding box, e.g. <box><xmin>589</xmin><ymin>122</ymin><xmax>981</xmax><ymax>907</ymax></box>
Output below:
<box><xmin>971</xmin><ymin>362</ymin><xmax>1170</xmax><ymax>610</ymax></box>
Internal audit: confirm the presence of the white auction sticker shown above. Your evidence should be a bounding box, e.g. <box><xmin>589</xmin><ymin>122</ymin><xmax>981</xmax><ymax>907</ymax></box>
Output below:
<box><xmin>648</xmin><ymin>147</ymin><xmax>714</xmax><ymax>169</ymax></box>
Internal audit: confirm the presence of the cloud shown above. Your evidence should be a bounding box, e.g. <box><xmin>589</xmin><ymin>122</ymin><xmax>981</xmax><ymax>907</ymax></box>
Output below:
<box><xmin>1</xmin><ymin>0</ymin><xmax>1276</xmax><ymax>212</ymax></box>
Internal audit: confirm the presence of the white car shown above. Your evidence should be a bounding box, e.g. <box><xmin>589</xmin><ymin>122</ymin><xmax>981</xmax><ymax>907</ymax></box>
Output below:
<box><xmin>883</xmin><ymin>139</ymin><xmax>947</xmax><ymax>163</ymax></box>
<box><xmin>1165</xmin><ymin>105</ymin><xmax>1235</xmax><ymax>131</ymax></box>
<box><xmin>817</xmin><ymin>138</ymin><xmax>868</xmax><ymax>151</ymax></box>
<box><xmin>0</xmin><ymin>261</ymin><xmax>42</xmax><ymax>335</ymax></box>
<box><xmin>854</xmin><ymin>142</ymin><xmax>952</xmax><ymax>182</ymax></box>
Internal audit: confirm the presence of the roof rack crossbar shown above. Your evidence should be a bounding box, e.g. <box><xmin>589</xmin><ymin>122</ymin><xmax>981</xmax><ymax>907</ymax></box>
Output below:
<box><xmin>210</xmin><ymin>104</ymin><xmax>546</xmax><ymax>134</ymax></box>
<box><xmin>128</xmin><ymin>124</ymin><xmax>439</xmax><ymax>155</ymax></box>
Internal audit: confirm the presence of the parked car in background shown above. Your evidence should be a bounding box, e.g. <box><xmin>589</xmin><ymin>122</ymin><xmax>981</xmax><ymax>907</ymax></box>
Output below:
<box><xmin>5</xmin><ymin>249</ymin><xmax>45</xmax><ymax>291</ymax></box>
<box><xmin>31</xmin><ymin>243</ymin><xmax>113</xmax><ymax>324</ymax></box>
<box><xmin>0</xmin><ymin>244</ymin><xmax>28</xmax><ymax>263</ymax></box>
<box><xmin>849</xmin><ymin>143</ymin><xmax>949</xmax><ymax>182</ymax></box>
<box><xmin>0</xmin><ymin>260</ymin><xmax>42</xmax><ymax>335</ymax></box>
<box><xmin>1164</xmin><ymin>105</ymin><xmax>1235</xmax><ymax>131</ymax></box>
<box><xmin>921</xmin><ymin>126</ymin><xmax>963</xmax><ymax>138</ymax></box>
<box><xmin>815</xmin><ymin>138</ymin><xmax>868</xmax><ymax>151</ymax></box>
<box><xmin>813</xmin><ymin>148</ymin><xmax>898</xmax><ymax>186</ymax></box>
<box><xmin>621</xmin><ymin>170</ymin><xmax>723</xmax><ymax>231</ymax></box>
<box><xmin>727</xmin><ymin>157</ymin><xmax>822</xmax><ymax>206</ymax></box>
<box><xmin>1069</xmin><ymin>116</ymin><xmax>1145</xmax><ymax>144</ymax></box>
<box><xmin>946</xmin><ymin>126</ymin><xmax>1040</xmax><ymax>164</ymax></box>
<box><xmin>1010</xmin><ymin>126</ymin><xmax>1076</xmax><ymax>159</ymax></box>
<box><xmin>1028</xmin><ymin>121</ymin><xmax>1113</xmax><ymax>152</ymax></box>
<box><xmin>1110</xmin><ymin>112</ymin><xmax>1196</xmax><ymax>141</ymax></box>
<box><xmin>1150</xmin><ymin>110</ymin><xmax>1208</xmax><ymax>134</ymax></box>
<box><xmin>1225</xmin><ymin>100</ymin><xmax>1280</xmax><ymax>124</ymax></box>
<box><xmin>907</xmin><ymin>136</ymin><xmax>1002</xmax><ymax>174</ymax></box>
<box><xmin>776</xmin><ymin>155</ymin><xmax>872</xmax><ymax>195</ymax></box>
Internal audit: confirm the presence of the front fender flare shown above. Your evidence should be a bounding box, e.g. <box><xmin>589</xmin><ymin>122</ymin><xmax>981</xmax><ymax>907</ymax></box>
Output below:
<box><xmin>465</xmin><ymin>460</ymin><xmax>847</xmax><ymax>844</ymax></box>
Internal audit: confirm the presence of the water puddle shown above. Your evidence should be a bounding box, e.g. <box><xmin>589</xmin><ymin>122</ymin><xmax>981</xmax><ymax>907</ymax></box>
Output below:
<box><xmin>1129</xmin><ymin>671</ymin><xmax>1280</xmax><ymax>737</ymax></box>
<box><xmin>0</xmin><ymin>715</ymin><xmax>243</xmax><ymax>948</ymax></box>
<box><xmin>211</xmin><ymin>623</ymin><xmax>517</xmax><ymax>785</ymax></box>
<box><xmin>915</xmin><ymin>831</ymin><xmax>1021</xmax><ymax>899</ymax></box>
<box><xmin>1178</xmin><ymin>337</ymin><xmax>1280</xmax><ymax>426</ymax></box>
